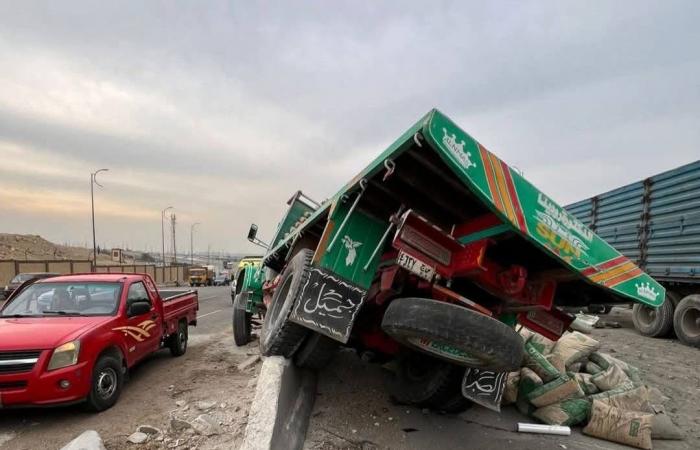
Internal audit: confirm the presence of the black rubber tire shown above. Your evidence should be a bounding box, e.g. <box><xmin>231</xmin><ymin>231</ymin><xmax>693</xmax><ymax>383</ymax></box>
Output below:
<box><xmin>169</xmin><ymin>321</ymin><xmax>188</xmax><ymax>356</ymax></box>
<box><xmin>382</xmin><ymin>297</ymin><xmax>524</xmax><ymax>371</ymax></box>
<box><xmin>233</xmin><ymin>292</ymin><xmax>253</xmax><ymax>346</ymax></box>
<box><xmin>632</xmin><ymin>293</ymin><xmax>677</xmax><ymax>338</ymax></box>
<box><xmin>85</xmin><ymin>355</ymin><xmax>123</xmax><ymax>411</ymax></box>
<box><xmin>294</xmin><ymin>332</ymin><xmax>339</xmax><ymax>370</ymax></box>
<box><xmin>387</xmin><ymin>351</ymin><xmax>468</xmax><ymax>412</ymax></box>
<box><xmin>259</xmin><ymin>249</ymin><xmax>313</xmax><ymax>357</ymax></box>
<box><xmin>673</xmin><ymin>295</ymin><xmax>700</xmax><ymax>348</ymax></box>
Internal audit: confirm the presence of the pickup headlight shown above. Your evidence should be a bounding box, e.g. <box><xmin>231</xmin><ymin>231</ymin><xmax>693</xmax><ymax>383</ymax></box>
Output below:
<box><xmin>47</xmin><ymin>340</ymin><xmax>81</xmax><ymax>371</ymax></box>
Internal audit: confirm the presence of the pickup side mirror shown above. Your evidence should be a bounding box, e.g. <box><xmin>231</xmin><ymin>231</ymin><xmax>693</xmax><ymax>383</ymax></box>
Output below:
<box><xmin>247</xmin><ymin>224</ymin><xmax>258</xmax><ymax>242</ymax></box>
<box><xmin>127</xmin><ymin>300</ymin><xmax>151</xmax><ymax>317</ymax></box>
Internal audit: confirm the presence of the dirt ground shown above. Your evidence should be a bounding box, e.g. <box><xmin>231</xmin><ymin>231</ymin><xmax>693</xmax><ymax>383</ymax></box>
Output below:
<box><xmin>306</xmin><ymin>307</ymin><xmax>700</xmax><ymax>449</ymax></box>
<box><xmin>0</xmin><ymin>233</ymin><xmax>114</xmax><ymax>263</ymax></box>
<box><xmin>0</xmin><ymin>330</ymin><xmax>261</xmax><ymax>450</ymax></box>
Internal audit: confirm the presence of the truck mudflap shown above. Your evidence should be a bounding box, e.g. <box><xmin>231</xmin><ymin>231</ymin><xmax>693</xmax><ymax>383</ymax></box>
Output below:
<box><xmin>288</xmin><ymin>266</ymin><xmax>367</xmax><ymax>343</ymax></box>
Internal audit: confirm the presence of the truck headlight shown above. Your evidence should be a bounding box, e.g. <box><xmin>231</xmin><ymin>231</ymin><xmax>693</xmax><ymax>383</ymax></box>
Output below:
<box><xmin>47</xmin><ymin>340</ymin><xmax>81</xmax><ymax>371</ymax></box>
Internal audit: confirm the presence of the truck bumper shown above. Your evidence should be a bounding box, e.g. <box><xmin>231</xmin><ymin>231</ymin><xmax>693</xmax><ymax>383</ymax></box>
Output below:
<box><xmin>0</xmin><ymin>353</ymin><xmax>91</xmax><ymax>408</ymax></box>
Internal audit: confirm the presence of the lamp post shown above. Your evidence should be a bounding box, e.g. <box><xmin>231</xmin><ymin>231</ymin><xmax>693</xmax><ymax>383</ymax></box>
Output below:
<box><xmin>90</xmin><ymin>168</ymin><xmax>109</xmax><ymax>268</ymax></box>
<box><xmin>161</xmin><ymin>206</ymin><xmax>173</xmax><ymax>266</ymax></box>
<box><xmin>190</xmin><ymin>222</ymin><xmax>200</xmax><ymax>265</ymax></box>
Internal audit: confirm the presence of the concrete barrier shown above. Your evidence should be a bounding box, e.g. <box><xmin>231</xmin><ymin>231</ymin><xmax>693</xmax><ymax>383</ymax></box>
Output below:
<box><xmin>240</xmin><ymin>356</ymin><xmax>317</xmax><ymax>450</ymax></box>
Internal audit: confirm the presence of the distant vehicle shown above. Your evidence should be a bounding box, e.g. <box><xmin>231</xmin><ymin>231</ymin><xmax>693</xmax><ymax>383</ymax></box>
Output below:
<box><xmin>0</xmin><ymin>273</ymin><xmax>198</xmax><ymax>411</ymax></box>
<box><xmin>213</xmin><ymin>274</ymin><xmax>228</xmax><ymax>286</ymax></box>
<box><xmin>231</xmin><ymin>257</ymin><xmax>262</xmax><ymax>303</ymax></box>
<box><xmin>188</xmin><ymin>266</ymin><xmax>214</xmax><ymax>287</ymax></box>
<box><xmin>3</xmin><ymin>272</ymin><xmax>59</xmax><ymax>300</ymax></box>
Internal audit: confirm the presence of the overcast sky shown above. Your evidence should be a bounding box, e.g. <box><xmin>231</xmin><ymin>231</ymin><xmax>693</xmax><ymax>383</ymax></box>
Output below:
<box><xmin>0</xmin><ymin>1</ymin><xmax>698</xmax><ymax>255</ymax></box>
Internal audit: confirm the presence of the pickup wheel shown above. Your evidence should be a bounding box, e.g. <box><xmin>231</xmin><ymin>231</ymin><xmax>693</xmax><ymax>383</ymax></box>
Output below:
<box><xmin>169</xmin><ymin>321</ymin><xmax>188</xmax><ymax>356</ymax></box>
<box><xmin>86</xmin><ymin>355</ymin><xmax>123</xmax><ymax>411</ymax></box>
<box><xmin>233</xmin><ymin>292</ymin><xmax>252</xmax><ymax>346</ymax></box>
<box><xmin>259</xmin><ymin>249</ymin><xmax>312</xmax><ymax>358</ymax></box>
<box><xmin>633</xmin><ymin>292</ymin><xmax>677</xmax><ymax>338</ymax></box>
<box><xmin>382</xmin><ymin>297</ymin><xmax>524</xmax><ymax>372</ymax></box>
<box><xmin>673</xmin><ymin>295</ymin><xmax>700</xmax><ymax>348</ymax></box>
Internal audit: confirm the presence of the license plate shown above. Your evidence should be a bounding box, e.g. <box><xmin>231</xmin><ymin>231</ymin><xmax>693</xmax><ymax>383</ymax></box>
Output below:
<box><xmin>397</xmin><ymin>251</ymin><xmax>435</xmax><ymax>281</ymax></box>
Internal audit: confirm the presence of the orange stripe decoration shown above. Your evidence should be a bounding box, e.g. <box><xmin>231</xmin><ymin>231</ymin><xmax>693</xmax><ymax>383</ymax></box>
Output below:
<box><xmin>488</xmin><ymin>152</ymin><xmax>518</xmax><ymax>223</ymax></box>
<box><xmin>499</xmin><ymin>160</ymin><xmax>528</xmax><ymax>232</ymax></box>
<box><xmin>603</xmin><ymin>268</ymin><xmax>643</xmax><ymax>288</ymax></box>
<box><xmin>478</xmin><ymin>144</ymin><xmax>504</xmax><ymax>213</ymax></box>
<box><xmin>589</xmin><ymin>261</ymin><xmax>637</xmax><ymax>283</ymax></box>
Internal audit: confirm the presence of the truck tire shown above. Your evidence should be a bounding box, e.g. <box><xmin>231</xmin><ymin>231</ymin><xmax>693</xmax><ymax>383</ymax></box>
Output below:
<box><xmin>387</xmin><ymin>351</ymin><xmax>468</xmax><ymax>412</ymax></box>
<box><xmin>673</xmin><ymin>295</ymin><xmax>700</xmax><ymax>348</ymax></box>
<box><xmin>632</xmin><ymin>293</ymin><xmax>677</xmax><ymax>337</ymax></box>
<box><xmin>169</xmin><ymin>321</ymin><xmax>188</xmax><ymax>356</ymax></box>
<box><xmin>382</xmin><ymin>297</ymin><xmax>524</xmax><ymax>372</ymax></box>
<box><xmin>294</xmin><ymin>332</ymin><xmax>339</xmax><ymax>370</ymax></box>
<box><xmin>259</xmin><ymin>249</ymin><xmax>312</xmax><ymax>357</ymax></box>
<box><xmin>233</xmin><ymin>292</ymin><xmax>252</xmax><ymax>346</ymax></box>
<box><xmin>86</xmin><ymin>355</ymin><xmax>123</xmax><ymax>411</ymax></box>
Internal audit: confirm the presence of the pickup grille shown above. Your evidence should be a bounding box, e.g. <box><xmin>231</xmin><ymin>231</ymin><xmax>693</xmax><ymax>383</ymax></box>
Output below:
<box><xmin>0</xmin><ymin>380</ymin><xmax>28</xmax><ymax>390</ymax></box>
<box><xmin>0</xmin><ymin>350</ymin><xmax>42</xmax><ymax>374</ymax></box>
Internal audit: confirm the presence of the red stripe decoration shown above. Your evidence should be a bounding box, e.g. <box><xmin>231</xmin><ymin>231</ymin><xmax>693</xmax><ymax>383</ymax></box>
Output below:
<box><xmin>597</xmin><ymin>255</ymin><xmax>629</xmax><ymax>271</ymax></box>
<box><xmin>499</xmin><ymin>160</ymin><xmax>528</xmax><ymax>233</ymax></box>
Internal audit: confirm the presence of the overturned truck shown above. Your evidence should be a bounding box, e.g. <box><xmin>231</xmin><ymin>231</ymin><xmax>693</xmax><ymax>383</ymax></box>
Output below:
<box><xmin>233</xmin><ymin>109</ymin><xmax>664</xmax><ymax>411</ymax></box>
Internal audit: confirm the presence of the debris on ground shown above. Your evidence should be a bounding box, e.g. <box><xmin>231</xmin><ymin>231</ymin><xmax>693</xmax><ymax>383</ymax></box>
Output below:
<box><xmin>59</xmin><ymin>430</ymin><xmax>107</xmax><ymax>450</ymax></box>
<box><xmin>126</xmin><ymin>431</ymin><xmax>149</xmax><ymax>444</ymax></box>
<box><xmin>514</xmin><ymin>327</ymin><xmax>685</xmax><ymax>448</ymax></box>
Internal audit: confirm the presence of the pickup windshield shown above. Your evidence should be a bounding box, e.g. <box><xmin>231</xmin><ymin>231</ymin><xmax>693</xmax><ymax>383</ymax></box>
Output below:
<box><xmin>1</xmin><ymin>282</ymin><xmax>122</xmax><ymax>317</ymax></box>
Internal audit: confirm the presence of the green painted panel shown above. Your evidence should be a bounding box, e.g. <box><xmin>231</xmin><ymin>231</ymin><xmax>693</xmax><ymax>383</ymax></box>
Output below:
<box><xmin>319</xmin><ymin>201</ymin><xmax>388</xmax><ymax>289</ymax></box>
<box><xmin>269</xmin><ymin>196</ymin><xmax>316</xmax><ymax>250</ymax></box>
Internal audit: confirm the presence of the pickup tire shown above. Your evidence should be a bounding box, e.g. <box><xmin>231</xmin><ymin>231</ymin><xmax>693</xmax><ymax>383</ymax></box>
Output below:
<box><xmin>633</xmin><ymin>293</ymin><xmax>677</xmax><ymax>338</ymax></box>
<box><xmin>382</xmin><ymin>297</ymin><xmax>524</xmax><ymax>372</ymax></box>
<box><xmin>387</xmin><ymin>351</ymin><xmax>470</xmax><ymax>412</ymax></box>
<box><xmin>233</xmin><ymin>292</ymin><xmax>252</xmax><ymax>346</ymax></box>
<box><xmin>259</xmin><ymin>249</ymin><xmax>312</xmax><ymax>357</ymax></box>
<box><xmin>294</xmin><ymin>332</ymin><xmax>339</xmax><ymax>370</ymax></box>
<box><xmin>673</xmin><ymin>295</ymin><xmax>700</xmax><ymax>348</ymax></box>
<box><xmin>86</xmin><ymin>355</ymin><xmax>123</xmax><ymax>411</ymax></box>
<box><xmin>169</xmin><ymin>321</ymin><xmax>188</xmax><ymax>356</ymax></box>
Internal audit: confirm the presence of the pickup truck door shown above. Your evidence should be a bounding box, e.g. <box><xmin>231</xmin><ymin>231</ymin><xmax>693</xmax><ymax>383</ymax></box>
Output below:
<box><xmin>123</xmin><ymin>281</ymin><xmax>163</xmax><ymax>360</ymax></box>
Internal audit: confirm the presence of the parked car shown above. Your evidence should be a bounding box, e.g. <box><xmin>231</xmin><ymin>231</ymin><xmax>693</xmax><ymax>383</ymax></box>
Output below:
<box><xmin>213</xmin><ymin>274</ymin><xmax>228</xmax><ymax>286</ymax></box>
<box><xmin>0</xmin><ymin>273</ymin><xmax>198</xmax><ymax>411</ymax></box>
<box><xmin>2</xmin><ymin>272</ymin><xmax>59</xmax><ymax>300</ymax></box>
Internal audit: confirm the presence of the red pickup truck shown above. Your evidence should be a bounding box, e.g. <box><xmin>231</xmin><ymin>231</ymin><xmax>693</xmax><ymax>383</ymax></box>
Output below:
<box><xmin>0</xmin><ymin>273</ymin><xmax>198</xmax><ymax>411</ymax></box>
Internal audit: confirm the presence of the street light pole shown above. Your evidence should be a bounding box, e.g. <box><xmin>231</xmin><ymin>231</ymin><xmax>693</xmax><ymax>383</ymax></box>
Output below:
<box><xmin>90</xmin><ymin>168</ymin><xmax>109</xmax><ymax>269</ymax></box>
<box><xmin>161</xmin><ymin>206</ymin><xmax>173</xmax><ymax>266</ymax></box>
<box><xmin>190</xmin><ymin>222</ymin><xmax>200</xmax><ymax>265</ymax></box>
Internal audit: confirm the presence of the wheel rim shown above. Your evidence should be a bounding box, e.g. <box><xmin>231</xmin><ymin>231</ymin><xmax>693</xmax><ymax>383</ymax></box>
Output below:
<box><xmin>96</xmin><ymin>367</ymin><xmax>118</xmax><ymax>400</ymax></box>
<box><xmin>636</xmin><ymin>305</ymin><xmax>657</xmax><ymax>326</ymax></box>
<box><xmin>680</xmin><ymin>306</ymin><xmax>700</xmax><ymax>339</ymax></box>
<box><xmin>179</xmin><ymin>330</ymin><xmax>187</xmax><ymax>351</ymax></box>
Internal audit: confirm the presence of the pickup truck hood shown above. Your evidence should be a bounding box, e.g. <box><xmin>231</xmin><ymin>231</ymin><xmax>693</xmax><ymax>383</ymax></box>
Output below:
<box><xmin>0</xmin><ymin>316</ymin><xmax>112</xmax><ymax>351</ymax></box>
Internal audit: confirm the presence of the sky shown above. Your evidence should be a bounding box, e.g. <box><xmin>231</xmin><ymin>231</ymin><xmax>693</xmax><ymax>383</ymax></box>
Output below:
<box><xmin>0</xmin><ymin>1</ymin><xmax>698</xmax><ymax>255</ymax></box>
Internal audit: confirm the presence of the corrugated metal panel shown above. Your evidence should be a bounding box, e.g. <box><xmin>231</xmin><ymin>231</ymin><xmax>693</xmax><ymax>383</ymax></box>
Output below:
<box><xmin>566</xmin><ymin>160</ymin><xmax>700</xmax><ymax>283</ymax></box>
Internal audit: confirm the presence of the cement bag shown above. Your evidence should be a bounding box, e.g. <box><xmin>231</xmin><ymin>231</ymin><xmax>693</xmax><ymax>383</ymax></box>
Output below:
<box><xmin>585</xmin><ymin>360</ymin><xmax>604</xmax><ymax>375</ymax></box>
<box><xmin>591</xmin><ymin>364</ymin><xmax>630</xmax><ymax>391</ymax></box>
<box><xmin>533</xmin><ymin>398</ymin><xmax>592</xmax><ymax>426</ymax></box>
<box><xmin>589</xmin><ymin>352</ymin><xmax>642</xmax><ymax>383</ymax></box>
<box><xmin>516</xmin><ymin>367</ymin><xmax>543</xmax><ymax>416</ymax></box>
<box><xmin>567</xmin><ymin>361</ymin><xmax>583</xmax><ymax>373</ymax></box>
<box><xmin>551</xmin><ymin>331</ymin><xmax>600</xmax><ymax>366</ymax></box>
<box><xmin>593</xmin><ymin>385</ymin><xmax>653</xmax><ymax>413</ymax></box>
<box><xmin>527</xmin><ymin>332</ymin><xmax>556</xmax><ymax>355</ymax></box>
<box><xmin>524</xmin><ymin>342</ymin><xmax>561</xmax><ymax>382</ymax></box>
<box><xmin>572</xmin><ymin>372</ymin><xmax>599</xmax><ymax>395</ymax></box>
<box><xmin>583</xmin><ymin>400</ymin><xmax>653</xmax><ymax>450</ymax></box>
<box><xmin>518</xmin><ymin>326</ymin><xmax>534</xmax><ymax>341</ymax></box>
<box><xmin>546</xmin><ymin>354</ymin><xmax>566</xmax><ymax>374</ymax></box>
<box><xmin>651</xmin><ymin>414</ymin><xmax>685</xmax><ymax>440</ymax></box>
<box><xmin>502</xmin><ymin>371</ymin><xmax>520</xmax><ymax>405</ymax></box>
<box><xmin>590</xmin><ymin>381</ymin><xmax>638</xmax><ymax>401</ymax></box>
<box><xmin>528</xmin><ymin>375</ymin><xmax>585</xmax><ymax>408</ymax></box>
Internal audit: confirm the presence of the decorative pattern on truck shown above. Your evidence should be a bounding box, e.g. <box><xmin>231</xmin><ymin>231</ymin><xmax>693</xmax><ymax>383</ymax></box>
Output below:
<box><xmin>341</xmin><ymin>235</ymin><xmax>362</xmax><ymax>266</ymax></box>
<box><xmin>113</xmin><ymin>320</ymin><xmax>157</xmax><ymax>342</ymax></box>
<box><xmin>461</xmin><ymin>368</ymin><xmax>508</xmax><ymax>412</ymax></box>
<box><xmin>427</xmin><ymin>111</ymin><xmax>665</xmax><ymax>306</ymax></box>
<box><xmin>289</xmin><ymin>267</ymin><xmax>366</xmax><ymax>343</ymax></box>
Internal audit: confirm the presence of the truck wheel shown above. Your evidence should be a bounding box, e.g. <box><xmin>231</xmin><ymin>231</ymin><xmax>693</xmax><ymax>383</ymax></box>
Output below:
<box><xmin>259</xmin><ymin>249</ymin><xmax>313</xmax><ymax>357</ymax></box>
<box><xmin>295</xmin><ymin>332</ymin><xmax>339</xmax><ymax>370</ymax></box>
<box><xmin>233</xmin><ymin>292</ymin><xmax>252</xmax><ymax>346</ymax></box>
<box><xmin>387</xmin><ymin>351</ymin><xmax>468</xmax><ymax>412</ymax></box>
<box><xmin>169</xmin><ymin>321</ymin><xmax>188</xmax><ymax>356</ymax></box>
<box><xmin>382</xmin><ymin>298</ymin><xmax>524</xmax><ymax>372</ymax></box>
<box><xmin>632</xmin><ymin>293</ymin><xmax>677</xmax><ymax>337</ymax></box>
<box><xmin>673</xmin><ymin>295</ymin><xmax>700</xmax><ymax>347</ymax></box>
<box><xmin>86</xmin><ymin>355</ymin><xmax>123</xmax><ymax>411</ymax></box>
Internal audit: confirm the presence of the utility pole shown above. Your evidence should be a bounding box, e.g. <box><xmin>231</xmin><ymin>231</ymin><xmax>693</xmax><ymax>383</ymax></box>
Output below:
<box><xmin>190</xmin><ymin>222</ymin><xmax>200</xmax><ymax>266</ymax></box>
<box><xmin>90</xmin><ymin>168</ymin><xmax>109</xmax><ymax>269</ymax></box>
<box><xmin>171</xmin><ymin>213</ymin><xmax>177</xmax><ymax>265</ymax></box>
<box><xmin>161</xmin><ymin>206</ymin><xmax>173</xmax><ymax>266</ymax></box>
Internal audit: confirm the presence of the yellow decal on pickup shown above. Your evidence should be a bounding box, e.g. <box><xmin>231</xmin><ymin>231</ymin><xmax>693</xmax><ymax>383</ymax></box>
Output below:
<box><xmin>113</xmin><ymin>320</ymin><xmax>157</xmax><ymax>342</ymax></box>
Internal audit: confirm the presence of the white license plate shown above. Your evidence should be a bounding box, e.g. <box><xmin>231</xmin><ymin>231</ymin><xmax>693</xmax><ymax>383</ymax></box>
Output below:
<box><xmin>397</xmin><ymin>251</ymin><xmax>435</xmax><ymax>281</ymax></box>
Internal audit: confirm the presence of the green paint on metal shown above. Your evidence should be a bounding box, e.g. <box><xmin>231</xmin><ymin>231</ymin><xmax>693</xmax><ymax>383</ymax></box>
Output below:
<box><xmin>241</xmin><ymin>264</ymin><xmax>264</xmax><ymax>313</ymax></box>
<box><xmin>499</xmin><ymin>313</ymin><xmax>517</xmax><ymax>327</ymax></box>
<box><xmin>458</xmin><ymin>224</ymin><xmax>511</xmax><ymax>244</ymax></box>
<box><xmin>269</xmin><ymin>195</ymin><xmax>316</xmax><ymax>251</ymax></box>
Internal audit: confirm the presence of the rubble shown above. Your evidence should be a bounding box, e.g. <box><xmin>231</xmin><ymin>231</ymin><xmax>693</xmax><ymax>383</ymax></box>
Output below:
<box><xmin>237</xmin><ymin>354</ymin><xmax>262</xmax><ymax>371</ymax></box>
<box><xmin>195</xmin><ymin>400</ymin><xmax>217</xmax><ymax>411</ymax></box>
<box><xmin>127</xmin><ymin>431</ymin><xmax>149</xmax><ymax>444</ymax></box>
<box><xmin>192</xmin><ymin>414</ymin><xmax>222</xmax><ymax>436</ymax></box>
<box><xmin>136</xmin><ymin>425</ymin><xmax>161</xmax><ymax>435</ymax></box>
<box><xmin>59</xmin><ymin>430</ymin><xmax>106</xmax><ymax>450</ymax></box>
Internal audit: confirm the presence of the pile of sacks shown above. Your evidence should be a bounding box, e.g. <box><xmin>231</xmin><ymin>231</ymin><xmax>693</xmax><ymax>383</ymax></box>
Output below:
<box><xmin>502</xmin><ymin>329</ymin><xmax>683</xmax><ymax>449</ymax></box>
